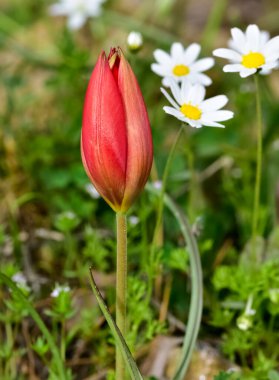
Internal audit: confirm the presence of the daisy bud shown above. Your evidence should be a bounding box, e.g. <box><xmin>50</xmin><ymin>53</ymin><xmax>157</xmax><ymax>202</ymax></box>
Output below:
<box><xmin>81</xmin><ymin>48</ymin><xmax>153</xmax><ymax>213</ymax></box>
<box><xmin>127</xmin><ymin>31</ymin><xmax>143</xmax><ymax>52</ymax></box>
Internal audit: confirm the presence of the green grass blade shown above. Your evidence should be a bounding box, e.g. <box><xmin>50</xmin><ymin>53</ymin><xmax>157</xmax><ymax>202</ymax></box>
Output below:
<box><xmin>146</xmin><ymin>184</ymin><xmax>203</xmax><ymax>380</ymax></box>
<box><xmin>89</xmin><ymin>268</ymin><xmax>144</xmax><ymax>380</ymax></box>
<box><xmin>0</xmin><ymin>272</ymin><xmax>67</xmax><ymax>380</ymax></box>
<box><xmin>163</xmin><ymin>194</ymin><xmax>203</xmax><ymax>380</ymax></box>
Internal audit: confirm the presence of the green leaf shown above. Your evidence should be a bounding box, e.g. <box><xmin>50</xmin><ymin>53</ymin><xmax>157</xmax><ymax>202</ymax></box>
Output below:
<box><xmin>89</xmin><ymin>268</ymin><xmax>143</xmax><ymax>380</ymax></box>
<box><xmin>146</xmin><ymin>184</ymin><xmax>203</xmax><ymax>380</ymax></box>
<box><xmin>0</xmin><ymin>273</ymin><xmax>67</xmax><ymax>380</ymax></box>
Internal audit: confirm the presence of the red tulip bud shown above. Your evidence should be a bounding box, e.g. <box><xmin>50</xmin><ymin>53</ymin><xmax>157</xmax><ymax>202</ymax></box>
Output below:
<box><xmin>81</xmin><ymin>48</ymin><xmax>153</xmax><ymax>213</ymax></box>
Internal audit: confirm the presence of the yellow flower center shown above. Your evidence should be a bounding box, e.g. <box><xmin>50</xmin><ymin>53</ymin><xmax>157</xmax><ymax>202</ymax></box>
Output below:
<box><xmin>180</xmin><ymin>103</ymin><xmax>202</xmax><ymax>120</ymax></box>
<box><xmin>172</xmin><ymin>64</ymin><xmax>190</xmax><ymax>76</ymax></box>
<box><xmin>242</xmin><ymin>52</ymin><xmax>265</xmax><ymax>69</ymax></box>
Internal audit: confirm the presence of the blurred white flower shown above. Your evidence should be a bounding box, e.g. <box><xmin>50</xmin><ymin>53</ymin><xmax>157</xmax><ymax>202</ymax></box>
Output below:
<box><xmin>213</xmin><ymin>24</ymin><xmax>279</xmax><ymax>77</ymax></box>
<box><xmin>127</xmin><ymin>31</ymin><xmax>143</xmax><ymax>52</ymax></box>
<box><xmin>49</xmin><ymin>0</ymin><xmax>106</xmax><ymax>30</ymax></box>
<box><xmin>128</xmin><ymin>216</ymin><xmax>139</xmax><ymax>226</ymax></box>
<box><xmin>151</xmin><ymin>42</ymin><xmax>214</xmax><ymax>87</ymax></box>
<box><xmin>51</xmin><ymin>284</ymin><xmax>70</xmax><ymax>298</ymax></box>
<box><xmin>152</xmin><ymin>180</ymin><xmax>162</xmax><ymax>190</ymax></box>
<box><xmin>64</xmin><ymin>211</ymin><xmax>76</xmax><ymax>219</ymax></box>
<box><xmin>236</xmin><ymin>314</ymin><xmax>252</xmax><ymax>330</ymax></box>
<box><xmin>12</xmin><ymin>272</ymin><xmax>30</xmax><ymax>292</ymax></box>
<box><xmin>85</xmin><ymin>183</ymin><xmax>100</xmax><ymax>199</ymax></box>
<box><xmin>161</xmin><ymin>79</ymin><xmax>233</xmax><ymax>128</ymax></box>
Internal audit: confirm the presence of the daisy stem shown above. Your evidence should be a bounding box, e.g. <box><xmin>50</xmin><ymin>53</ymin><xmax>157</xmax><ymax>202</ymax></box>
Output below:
<box><xmin>116</xmin><ymin>212</ymin><xmax>127</xmax><ymax>380</ymax></box>
<box><xmin>149</xmin><ymin>126</ymin><xmax>184</xmax><ymax>298</ymax></box>
<box><xmin>185</xmin><ymin>130</ymin><xmax>196</xmax><ymax>223</ymax></box>
<box><xmin>251</xmin><ymin>75</ymin><xmax>263</xmax><ymax>257</ymax></box>
<box><xmin>155</xmin><ymin>125</ymin><xmax>184</xmax><ymax>229</ymax></box>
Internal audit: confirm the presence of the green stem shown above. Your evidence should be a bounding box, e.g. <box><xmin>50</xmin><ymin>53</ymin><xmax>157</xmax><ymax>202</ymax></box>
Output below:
<box><xmin>149</xmin><ymin>126</ymin><xmax>184</xmax><ymax>295</ymax></box>
<box><xmin>60</xmin><ymin>320</ymin><xmax>66</xmax><ymax>362</ymax></box>
<box><xmin>252</xmin><ymin>75</ymin><xmax>263</xmax><ymax>255</ymax></box>
<box><xmin>116</xmin><ymin>213</ymin><xmax>127</xmax><ymax>380</ymax></box>
<box><xmin>184</xmin><ymin>130</ymin><xmax>196</xmax><ymax>223</ymax></box>
<box><xmin>201</xmin><ymin>0</ymin><xmax>228</xmax><ymax>53</ymax></box>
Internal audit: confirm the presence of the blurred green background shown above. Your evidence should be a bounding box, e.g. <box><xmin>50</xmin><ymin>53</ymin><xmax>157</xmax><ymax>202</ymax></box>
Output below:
<box><xmin>1</xmin><ymin>0</ymin><xmax>279</xmax><ymax>379</ymax></box>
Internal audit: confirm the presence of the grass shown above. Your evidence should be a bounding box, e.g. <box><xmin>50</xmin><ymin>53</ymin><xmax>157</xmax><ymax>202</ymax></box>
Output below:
<box><xmin>1</xmin><ymin>0</ymin><xmax>279</xmax><ymax>379</ymax></box>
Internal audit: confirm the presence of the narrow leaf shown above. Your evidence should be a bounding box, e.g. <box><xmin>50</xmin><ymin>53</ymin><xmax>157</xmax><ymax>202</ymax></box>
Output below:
<box><xmin>146</xmin><ymin>184</ymin><xmax>203</xmax><ymax>380</ymax></box>
<box><xmin>89</xmin><ymin>268</ymin><xmax>143</xmax><ymax>380</ymax></box>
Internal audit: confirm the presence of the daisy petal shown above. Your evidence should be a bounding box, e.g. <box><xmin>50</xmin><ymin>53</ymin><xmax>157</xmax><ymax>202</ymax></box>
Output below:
<box><xmin>260</xmin><ymin>61</ymin><xmax>279</xmax><ymax>75</ymax></box>
<box><xmin>171</xmin><ymin>42</ymin><xmax>184</xmax><ymax>59</ymax></box>
<box><xmin>223</xmin><ymin>63</ymin><xmax>243</xmax><ymax>72</ymax></box>
<box><xmin>213</xmin><ymin>48</ymin><xmax>242</xmax><ymax>62</ymax></box>
<box><xmin>230</xmin><ymin>27</ymin><xmax>246</xmax><ymax>53</ymax></box>
<box><xmin>191</xmin><ymin>84</ymin><xmax>206</xmax><ymax>104</ymax></box>
<box><xmin>151</xmin><ymin>63</ymin><xmax>171</xmax><ymax>77</ymax></box>
<box><xmin>265</xmin><ymin>52</ymin><xmax>279</xmax><ymax>63</ymax></box>
<box><xmin>184</xmin><ymin>43</ymin><xmax>201</xmax><ymax>64</ymax></box>
<box><xmin>191</xmin><ymin>58</ymin><xmax>215</xmax><ymax>72</ymax></box>
<box><xmin>161</xmin><ymin>88</ymin><xmax>180</xmax><ymax>109</ymax></box>
<box><xmin>162</xmin><ymin>76</ymin><xmax>179</xmax><ymax>87</ymax></box>
<box><xmin>201</xmin><ymin>120</ymin><xmax>226</xmax><ymax>128</ymax></box>
<box><xmin>188</xmin><ymin>120</ymin><xmax>202</xmax><ymax>128</ymax></box>
<box><xmin>169</xmin><ymin>79</ymin><xmax>182</xmax><ymax>104</ymax></box>
<box><xmin>262</xmin><ymin>61</ymin><xmax>279</xmax><ymax>71</ymax></box>
<box><xmin>262</xmin><ymin>36</ymin><xmax>279</xmax><ymax>56</ymax></box>
<box><xmin>181</xmin><ymin>79</ymin><xmax>192</xmax><ymax>103</ymax></box>
<box><xmin>184</xmin><ymin>83</ymin><xmax>199</xmax><ymax>103</ymax></box>
<box><xmin>153</xmin><ymin>49</ymin><xmax>173</xmax><ymax>64</ymax></box>
<box><xmin>240</xmin><ymin>68</ymin><xmax>257</xmax><ymax>78</ymax></box>
<box><xmin>203</xmin><ymin>110</ymin><xmax>234</xmax><ymax>122</ymax></box>
<box><xmin>190</xmin><ymin>73</ymin><xmax>212</xmax><ymax>86</ymax></box>
<box><xmin>245</xmin><ymin>24</ymin><xmax>260</xmax><ymax>51</ymax></box>
<box><xmin>201</xmin><ymin>95</ymin><xmax>228</xmax><ymax>112</ymax></box>
<box><xmin>163</xmin><ymin>106</ymin><xmax>183</xmax><ymax>120</ymax></box>
<box><xmin>259</xmin><ymin>31</ymin><xmax>270</xmax><ymax>47</ymax></box>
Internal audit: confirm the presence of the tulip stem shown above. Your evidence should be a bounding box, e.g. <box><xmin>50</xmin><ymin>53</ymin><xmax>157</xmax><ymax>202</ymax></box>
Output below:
<box><xmin>116</xmin><ymin>213</ymin><xmax>127</xmax><ymax>380</ymax></box>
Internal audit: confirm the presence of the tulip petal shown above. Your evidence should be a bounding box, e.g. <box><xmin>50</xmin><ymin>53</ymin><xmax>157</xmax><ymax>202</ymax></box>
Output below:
<box><xmin>81</xmin><ymin>51</ymin><xmax>127</xmax><ymax>211</ymax></box>
<box><xmin>117</xmin><ymin>49</ymin><xmax>153</xmax><ymax>212</ymax></box>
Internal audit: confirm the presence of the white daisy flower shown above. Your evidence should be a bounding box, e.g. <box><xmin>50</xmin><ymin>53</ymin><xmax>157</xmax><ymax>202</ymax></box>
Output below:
<box><xmin>161</xmin><ymin>79</ymin><xmax>233</xmax><ymax>128</ymax></box>
<box><xmin>151</xmin><ymin>42</ymin><xmax>215</xmax><ymax>87</ymax></box>
<box><xmin>213</xmin><ymin>24</ymin><xmax>279</xmax><ymax>78</ymax></box>
<box><xmin>49</xmin><ymin>0</ymin><xmax>106</xmax><ymax>30</ymax></box>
